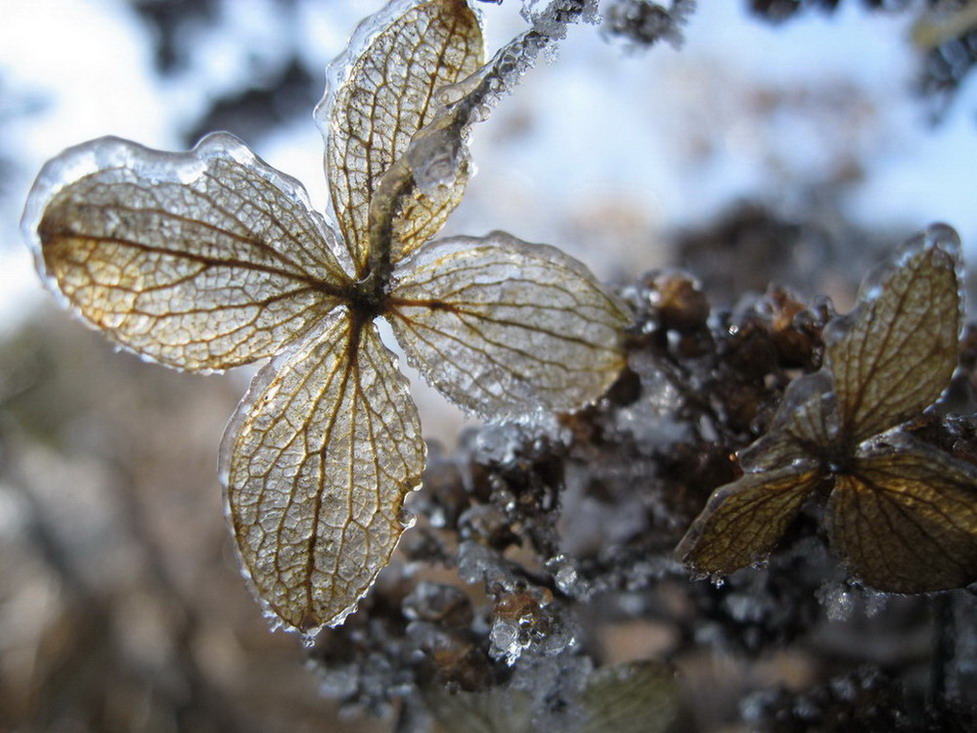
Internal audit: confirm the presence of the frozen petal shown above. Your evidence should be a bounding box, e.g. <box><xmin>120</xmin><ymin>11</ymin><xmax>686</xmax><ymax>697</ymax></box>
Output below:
<box><xmin>824</xmin><ymin>224</ymin><xmax>962</xmax><ymax>443</ymax></box>
<box><xmin>221</xmin><ymin>310</ymin><xmax>425</xmax><ymax>633</ymax></box>
<box><xmin>388</xmin><ymin>232</ymin><xmax>628</xmax><ymax>417</ymax></box>
<box><xmin>318</xmin><ymin>0</ymin><xmax>483</xmax><ymax>274</ymax></box>
<box><xmin>827</xmin><ymin>437</ymin><xmax>977</xmax><ymax>593</ymax></box>
<box><xmin>383</xmin><ymin>113</ymin><xmax>475</xmax><ymax>264</ymax></box>
<box><xmin>23</xmin><ymin>133</ymin><xmax>350</xmax><ymax>372</ymax></box>
<box><xmin>675</xmin><ymin>463</ymin><xmax>823</xmax><ymax>576</ymax></box>
<box><xmin>739</xmin><ymin>369</ymin><xmax>841</xmax><ymax>469</ymax></box>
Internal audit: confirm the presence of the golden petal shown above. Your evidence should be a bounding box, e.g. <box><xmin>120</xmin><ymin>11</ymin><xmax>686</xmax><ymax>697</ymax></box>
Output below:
<box><xmin>388</xmin><ymin>232</ymin><xmax>628</xmax><ymax>417</ymax></box>
<box><xmin>824</xmin><ymin>224</ymin><xmax>962</xmax><ymax>443</ymax></box>
<box><xmin>827</xmin><ymin>437</ymin><xmax>977</xmax><ymax>593</ymax></box>
<box><xmin>675</xmin><ymin>463</ymin><xmax>823</xmax><ymax>576</ymax></box>
<box><xmin>23</xmin><ymin>133</ymin><xmax>350</xmax><ymax>372</ymax></box>
<box><xmin>222</xmin><ymin>309</ymin><xmax>425</xmax><ymax>634</ymax></box>
<box><xmin>319</xmin><ymin>0</ymin><xmax>483</xmax><ymax>275</ymax></box>
<box><xmin>738</xmin><ymin>369</ymin><xmax>840</xmax><ymax>470</ymax></box>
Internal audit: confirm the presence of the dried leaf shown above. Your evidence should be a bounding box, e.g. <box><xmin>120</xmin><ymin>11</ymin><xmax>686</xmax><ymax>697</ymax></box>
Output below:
<box><xmin>828</xmin><ymin>438</ymin><xmax>977</xmax><ymax>593</ymax></box>
<box><xmin>581</xmin><ymin>661</ymin><xmax>681</xmax><ymax>733</ymax></box>
<box><xmin>426</xmin><ymin>687</ymin><xmax>533</xmax><ymax>733</ymax></box>
<box><xmin>388</xmin><ymin>232</ymin><xmax>628</xmax><ymax>417</ymax></box>
<box><xmin>321</xmin><ymin>0</ymin><xmax>483</xmax><ymax>274</ymax></box>
<box><xmin>824</xmin><ymin>224</ymin><xmax>962</xmax><ymax>444</ymax></box>
<box><xmin>24</xmin><ymin>133</ymin><xmax>349</xmax><ymax>372</ymax></box>
<box><xmin>675</xmin><ymin>463</ymin><xmax>822</xmax><ymax>575</ymax></box>
<box><xmin>222</xmin><ymin>310</ymin><xmax>425</xmax><ymax>633</ymax></box>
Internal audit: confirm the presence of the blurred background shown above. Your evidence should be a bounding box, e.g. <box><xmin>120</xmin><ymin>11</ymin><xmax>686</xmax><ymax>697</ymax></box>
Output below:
<box><xmin>2</xmin><ymin>0</ymin><xmax>977</xmax><ymax>730</ymax></box>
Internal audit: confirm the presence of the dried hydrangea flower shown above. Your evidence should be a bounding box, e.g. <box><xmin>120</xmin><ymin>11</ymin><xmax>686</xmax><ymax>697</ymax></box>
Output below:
<box><xmin>676</xmin><ymin>224</ymin><xmax>977</xmax><ymax>593</ymax></box>
<box><xmin>22</xmin><ymin>0</ymin><xmax>627</xmax><ymax>635</ymax></box>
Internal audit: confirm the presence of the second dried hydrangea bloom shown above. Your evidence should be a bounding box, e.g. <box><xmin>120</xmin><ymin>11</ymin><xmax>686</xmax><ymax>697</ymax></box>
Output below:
<box><xmin>23</xmin><ymin>0</ymin><xmax>627</xmax><ymax>635</ymax></box>
<box><xmin>677</xmin><ymin>224</ymin><xmax>977</xmax><ymax>593</ymax></box>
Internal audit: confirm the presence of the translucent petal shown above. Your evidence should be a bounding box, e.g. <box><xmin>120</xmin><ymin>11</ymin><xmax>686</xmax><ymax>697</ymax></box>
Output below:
<box><xmin>739</xmin><ymin>369</ymin><xmax>840</xmax><ymax>470</ymax></box>
<box><xmin>388</xmin><ymin>232</ymin><xmax>628</xmax><ymax>417</ymax></box>
<box><xmin>23</xmin><ymin>133</ymin><xmax>350</xmax><ymax>372</ymax></box>
<box><xmin>824</xmin><ymin>224</ymin><xmax>962</xmax><ymax>443</ymax></box>
<box><xmin>221</xmin><ymin>309</ymin><xmax>425</xmax><ymax>633</ymax></box>
<box><xmin>318</xmin><ymin>0</ymin><xmax>483</xmax><ymax>274</ymax></box>
<box><xmin>383</xmin><ymin>114</ymin><xmax>475</xmax><ymax>264</ymax></box>
<box><xmin>675</xmin><ymin>462</ymin><xmax>823</xmax><ymax>576</ymax></box>
<box><xmin>827</xmin><ymin>437</ymin><xmax>977</xmax><ymax>593</ymax></box>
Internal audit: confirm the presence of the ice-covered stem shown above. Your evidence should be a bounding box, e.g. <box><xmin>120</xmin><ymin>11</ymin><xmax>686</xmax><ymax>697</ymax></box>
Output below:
<box><xmin>366</xmin><ymin>0</ymin><xmax>598</xmax><ymax>280</ymax></box>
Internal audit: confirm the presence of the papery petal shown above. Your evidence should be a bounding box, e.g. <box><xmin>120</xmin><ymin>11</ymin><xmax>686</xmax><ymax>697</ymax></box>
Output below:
<box><xmin>738</xmin><ymin>369</ymin><xmax>840</xmax><ymax>470</ymax></box>
<box><xmin>675</xmin><ymin>463</ymin><xmax>823</xmax><ymax>576</ymax></box>
<box><xmin>319</xmin><ymin>0</ymin><xmax>483</xmax><ymax>274</ymax></box>
<box><xmin>23</xmin><ymin>133</ymin><xmax>350</xmax><ymax>372</ymax></box>
<box><xmin>824</xmin><ymin>224</ymin><xmax>962</xmax><ymax>443</ymax></box>
<box><xmin>221</xmin><ymin>309</ymin><xmax>425</xmax><ymax>633</ymax></box>
<box><xmin>828</xmin><ymin>437</ymin><xmax>977</xmax><ymax>593</ymax></box>
<box><xmin>388</xmin><ymin>232</ymin><xmax>628</xmax><ymax>417</ymax></box>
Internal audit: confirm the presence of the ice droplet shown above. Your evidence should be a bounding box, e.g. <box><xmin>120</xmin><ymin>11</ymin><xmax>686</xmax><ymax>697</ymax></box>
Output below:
<box><xmin>555</xmin><ymin>564</ymin><xmax>579</xmax><ymax>594</ymax></box>
<box><xmin>404</xmin><ymin>126</ymin><xmax>466</xmax><ymax>197</ymax></box>
<box><xmin>490</xmin><ymin>616</ymin><xmax>530</xmax><ymax>666</ymax></box>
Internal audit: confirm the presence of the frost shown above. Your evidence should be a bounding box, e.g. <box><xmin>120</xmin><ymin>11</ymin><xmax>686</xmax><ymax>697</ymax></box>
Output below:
<box><xmin>489</xmin><ymin>614</ymin><xmax>531</xmax><ymax>665</ymax></box>
<box><xmin>510</xmin><ymin>654</ymin><xmax>593</xmax><ymax>730</ymax></box>
<box><xmin>863</xmin><ymin>590</ymin><xmax>888</xmax><ymax>618</ymax></box>
<box><xmin>548</xmin><ymin>554</ymin><xmax>590</xmax><ymax>598</ymax></box>
<box><xmin>458</xmin><ymin>539</ymin><xmax>519</xmax><ymax>587</ymax></box>
<box><xmin>816</xmin><ymin>582</ymin><xmax>854</xmax><ymax>622</ymax></box>
<box><xmin>474</xmin><ymin>422</ymin><xmax>527</xmax><ymax>466</ymax></box>
<box><xmin>612</xmin><ymin>351</ymin><xmax>688</xmax><ymax>453</ymax></box>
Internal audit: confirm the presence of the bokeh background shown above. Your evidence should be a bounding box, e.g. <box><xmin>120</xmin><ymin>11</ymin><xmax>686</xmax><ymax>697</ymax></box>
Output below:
<box><xmin>2</xmin><ymin>0</ymin><xmax>977</xmax><ymax>730</ymax></box>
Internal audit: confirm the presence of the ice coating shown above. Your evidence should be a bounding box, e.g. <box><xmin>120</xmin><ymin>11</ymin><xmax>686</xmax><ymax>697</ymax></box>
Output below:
<box><xmin>221</xmin><ymin>311</ymin><xmax>425</xmax><ymax>635</ymax></box>
<box><xmin>388</xmin><ymin>232</ymin><xmax>628</xmax><ymax>417</ymax></box>
<box><xmin>23</xmin><ymin>133</ymin><xmax>350</xmax><ymax>373</ymax></box>
<box><xmin>316</xmin><ymin>0</ymin><xmax>483</xmax><ymax>275</ymax></box>
<box><xmin>823</xmin><ymin>223</ymin><xmax>963</xmax><ymax>444</ymax></box>
<box><xmin>378</xmin><ymin>0</ymin><xmax>608</xmax><ymax>265</ymax></box>
<box><xmin>23</xmin><ymin>0</ymin><xmax>630</xmax><ymax>636</ymax></box>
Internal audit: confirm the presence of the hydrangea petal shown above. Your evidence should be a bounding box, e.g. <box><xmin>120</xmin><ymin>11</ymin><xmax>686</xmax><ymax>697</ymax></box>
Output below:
<box><xmin>739</xmin><ymin>369</ymin><xmax>840</xmax><ymax>469</ymax></box>
<box><xmin>675</xmin><ymin>462</ymin><xmax>822</xmax><ymax>576</ymax></box>
<box><xmin>319</xmin><ymin>0</ymin><xmax>483</xmax><ymax>274</ymax></box>
<box><xmin>828</xmin><ymin>438</ymin><xmax>977</xmax><ymax>593</ymax></box>
<box><xmin>824</xmin><ymin>224</ymin><xmax>962</xmax><ymax>443</ymax></box>
<box><xmin>388</xmin><ymin>232</ymin><xmax>628</xmax><ymax>417</ymax></box>
<box><xmin>23</xmin><ymin>133</ymin><xmax>349</xmax><ymax>372</ymax></box>
<box><xmin>221</xmin><ymin>309</ymin><xmax>425</xmax><ymax>634</ymax></box>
